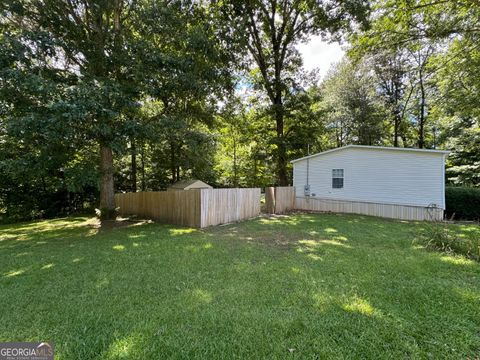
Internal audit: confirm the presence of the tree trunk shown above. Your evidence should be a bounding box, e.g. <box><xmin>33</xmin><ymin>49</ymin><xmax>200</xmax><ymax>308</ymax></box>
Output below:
<box><xmin>418</xmin><ymin>72</ymin><xmax>426</xmax><ymax>149</ymax></box>
<box><xmin>274</xmin><ymin>100</ymin><xmax>288</xmax><ymax>186</ymax></box>
<box><xmin>393</xmin><ymin>113</ymin><xmax>399</xmax><ymax>147</ymax></box>
<box><xmin>130</xmin><ymin>138</ymin><xmax>137</xmax><ymax>192</ymax></box>
<box><xmin>99</xmin><ymin>144</ymin><xmax>116</xmax><ymax>219</ymax></box>
<box><xmin>170</xmin><ymin>141</ymin><xmax>176</xmax><ymax>183</ymax></box>
<box><xmin>338</xmin><ymin>120</ymin><xmax>344</xmax><ymax>147</ymax></box>
<box><xmin>233</xmin><ymin>137</ymin><xmax>238</xmax><ymax>187</ymax></box>
<box><xmin>393</xmin><ymin>77</ymin><xmax>402</xmax><ymax>147</ymax></box>
<box><xmin>253</xmin><ymin>158</ymin><xmax>257</xmax><ymax>188</ymax></box>
<box><xmin>140</xmin><ymin>142</ymin><xmax>146</xmax><ymax>191</ymax></box>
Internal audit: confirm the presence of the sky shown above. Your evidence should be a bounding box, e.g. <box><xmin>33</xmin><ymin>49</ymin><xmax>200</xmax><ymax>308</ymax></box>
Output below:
<box><xmin>235</xmin><ymin>36</ymin><xmax>345</xmax><ymax>97</ymax></box>
<box><xmin>297</xmin><ymin>35</ymin><xmax>345</xmax><ymax>79</ymax></box>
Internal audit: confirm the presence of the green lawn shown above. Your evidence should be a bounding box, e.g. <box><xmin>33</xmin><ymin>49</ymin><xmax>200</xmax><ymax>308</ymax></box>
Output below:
<box><xmin>0</xmin><ymin>214</ymin><xmax>479</xmax><ymax>359</ymax></box>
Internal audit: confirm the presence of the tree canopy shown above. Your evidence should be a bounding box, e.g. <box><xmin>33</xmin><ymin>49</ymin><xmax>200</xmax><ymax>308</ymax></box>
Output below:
<box><xmin>0</xmin><ymin>0</ymin><xmax>479</xmax><ymax>221</ymax></box>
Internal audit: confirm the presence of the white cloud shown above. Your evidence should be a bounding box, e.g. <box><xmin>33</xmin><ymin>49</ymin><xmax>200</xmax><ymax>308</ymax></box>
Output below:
<box><xmin>297</xmin><ymin>36</ymin><xmax>345</xmax><ymax>78</ymax></box>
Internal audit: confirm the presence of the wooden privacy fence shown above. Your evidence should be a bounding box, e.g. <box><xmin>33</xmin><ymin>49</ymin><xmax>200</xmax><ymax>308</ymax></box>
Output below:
<box><xmin>115</xmin><ymin>191</ymin><xmax>201</xmax><ymax>227</ymax></box>
<box><xmin>200</xmin><ymin>188</ymin><xmax>260</xmax><ymax>227</ymax></box>
<box><xmin>115</xmin><ymin>188</ymin><xmax>261</xmax><ymax>228</ymax></box>
<box><xmin>265</xmin><ymin>186</ymin><xmax>295</xmax><ymax>214</ymax></box>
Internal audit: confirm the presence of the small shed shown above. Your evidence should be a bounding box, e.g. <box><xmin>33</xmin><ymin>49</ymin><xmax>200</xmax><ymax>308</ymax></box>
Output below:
<box><xmin>167</xmin><ymin>179</ymin><xmax>212</xmax><ymax>191</ymax></box>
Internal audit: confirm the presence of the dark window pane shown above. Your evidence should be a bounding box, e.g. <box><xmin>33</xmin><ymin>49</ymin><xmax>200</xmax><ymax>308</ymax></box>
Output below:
<box><xmin>332</xmin><ymin>178</ymin><xmax>344</xmax><ymax>188</ymax></box>
<box><xmin>332</xmin><ymin>169</ymin><xmax>344</xmax><ymax>177</ymax></box>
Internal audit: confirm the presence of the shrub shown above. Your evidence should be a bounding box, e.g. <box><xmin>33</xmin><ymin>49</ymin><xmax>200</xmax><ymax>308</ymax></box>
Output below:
<box><xmin>445</xmin><ymin>186</ymin><xmax>480</xmax><ymax>221</ymax></box>
<box><xmin>417</xmin><ymin>221</ymin><xmax>480</xmax><ymax>261</ymax></box>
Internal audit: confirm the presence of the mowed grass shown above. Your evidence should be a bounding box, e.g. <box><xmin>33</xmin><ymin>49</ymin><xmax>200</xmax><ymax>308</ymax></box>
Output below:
<box><xmin>0</xmin><ymin>214</ymin><xmax>479</xmax><ymax>359</ymax></box>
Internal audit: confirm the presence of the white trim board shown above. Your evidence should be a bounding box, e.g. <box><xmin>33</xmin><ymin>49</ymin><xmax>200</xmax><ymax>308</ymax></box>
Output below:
<box><xmin>291</xmin><ymin>145</ymin><xmax>450</xmax><ymax>164</ymax></box>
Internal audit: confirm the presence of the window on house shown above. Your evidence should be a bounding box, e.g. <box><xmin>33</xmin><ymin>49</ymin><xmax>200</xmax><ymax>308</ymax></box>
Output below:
<box><xmin>332</xmin><ymin>169</ymin><xmax>344</xmax><ymax>188</ymax></box>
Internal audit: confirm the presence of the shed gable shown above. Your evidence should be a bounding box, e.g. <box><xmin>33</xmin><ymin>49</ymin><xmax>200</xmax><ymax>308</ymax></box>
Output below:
<box><xmin>167</xmin><ymin>180</ymin><xmax>212</xmax><ymax>191</ymax></box>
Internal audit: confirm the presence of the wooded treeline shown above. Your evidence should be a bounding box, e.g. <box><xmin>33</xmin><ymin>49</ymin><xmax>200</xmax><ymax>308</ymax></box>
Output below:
<box><xmin>1</xmin><ymin>0</ymin><xmax>479</xmax><ymax>220</ymax></box>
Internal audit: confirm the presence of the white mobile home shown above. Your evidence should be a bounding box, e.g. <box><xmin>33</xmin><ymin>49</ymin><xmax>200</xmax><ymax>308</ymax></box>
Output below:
<box><xmin>292</xmin><ymin>145</ymin><xmax>450</xmax><ymax>221</ymax></box>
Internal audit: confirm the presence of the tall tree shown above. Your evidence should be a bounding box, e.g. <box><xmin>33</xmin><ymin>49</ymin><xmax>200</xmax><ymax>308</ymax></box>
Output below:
<box><xmin>321</xmin><ymin>59</ymin><xmax>388</xmax><ymax>146</ymax></box>
<box><xmin>1</xmin><ymin>0</ymin><xmax>235</xmax><ymax>219</ymax></box>
<box><xmin>366</xmin><ymin>50</ymin><xmax>410</xmax><ymax>147</ymax></box>
<box><xmin>0</xmin><ymin>18</ymin><xmax>102</xmax><ymax>219</ymax></box>
<box><xmin>1</xmin><ymin>0</ymin><xmax>141</xmax><ymax>218</ymax></box>
<box><xmin>215</xmin><ymin>99</ymin><xmax>250</xmax><ymax>187</ymax></box>
<box><xmin>230</xmin><ymin>0</ymin><xmax>369</xmax><ymax>185</ymax></box>
<box><xmin>432</xmin><ymin>35</ymin><xmax>480</xmax><ymax>186</ymax></box>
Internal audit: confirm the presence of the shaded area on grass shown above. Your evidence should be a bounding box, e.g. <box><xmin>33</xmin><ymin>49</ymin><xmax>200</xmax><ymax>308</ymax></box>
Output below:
<box><xmin>0</xmin><ymin>214</ymin><xmax>479</xmax><ymax>359</ymax></box>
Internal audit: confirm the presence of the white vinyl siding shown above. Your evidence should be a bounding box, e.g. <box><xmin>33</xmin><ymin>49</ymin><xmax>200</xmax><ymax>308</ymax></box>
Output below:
<box><xmin>293</xmin><ymin>147</ymin><xmax>446</xmax><ymax>209</ymax></box>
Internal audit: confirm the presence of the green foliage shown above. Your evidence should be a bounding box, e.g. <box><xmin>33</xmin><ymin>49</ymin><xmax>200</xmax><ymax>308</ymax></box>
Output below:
<box><xmin>1</xmin><ymin>0</ymin><xmax>479</xmax><ymax>220</ymax></box>
<box><xmin>0</xmin><ymin>30</ymin><xmax>99</xmax><ymax>219</ymax></box>
<box><xmin>349</xmin><ymin>0</ymin><xmax>480</xmax><ymax>185</ymax></box>
<box><xmin>432</xmin><ymin>36</ymin><xmax>480</xmax><ymax>186</ymax></box>
<box><xmin>321</xmin><ymin>59</ymin><xmax>388</xmax><ymax>146</ymax></box>
<box><xmin>214</xmin><ymin>99</ymin><xmax>276</xmax><ymax>188</ymax></box>
<box><xmin>445</xmin><ymin>187</ymin><xmax>480</xmax><ymax>221</ymax></box>
<box><xmin>417</xmin><ymin>221</ymin><xmax>480</xmax><ymax>262</ymax></box>
<box><xmin>0</xmin><ymin>0</ymin><xmax>236</xmax><ymax>219</ymax></box>
<box><xmin>443</xmin><ymin>119</ymin><xmax>480</xmax><ymax>187</ymax></box>
<box><xmin>228</xmin><ymin>0</ymin><xmax>370</xmax><ymax>184</ymax></box>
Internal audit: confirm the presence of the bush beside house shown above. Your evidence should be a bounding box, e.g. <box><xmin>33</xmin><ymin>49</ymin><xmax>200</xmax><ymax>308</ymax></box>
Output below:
<box><xmin>445</xmin><ymin>186</ymin><xmax>480</xmax><ymax>221</ymax></box>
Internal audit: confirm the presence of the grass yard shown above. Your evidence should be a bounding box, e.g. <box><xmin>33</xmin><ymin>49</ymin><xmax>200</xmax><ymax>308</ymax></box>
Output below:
<box><xmin>0</xmin><ymin>214</ymin><xmax>479</xmax><ymax>359</ymax></box>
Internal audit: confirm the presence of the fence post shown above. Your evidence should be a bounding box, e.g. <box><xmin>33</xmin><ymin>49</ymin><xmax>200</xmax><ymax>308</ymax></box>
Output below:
<box><xmin>265</xmin><ymin>187</ymin><xmax>275</xmax><ymax>214</ymax></box>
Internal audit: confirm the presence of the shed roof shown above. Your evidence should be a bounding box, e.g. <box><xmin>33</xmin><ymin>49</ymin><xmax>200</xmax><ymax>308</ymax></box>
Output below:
<box><xmin>291</xmin><ymin>145</ymin><xmax>450</xmax><ymax>164</ymax></box>
<box><xmin>168</xmin><ymin>179</ymin><xmax>212</xmax><ymax>190</ymax></box>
